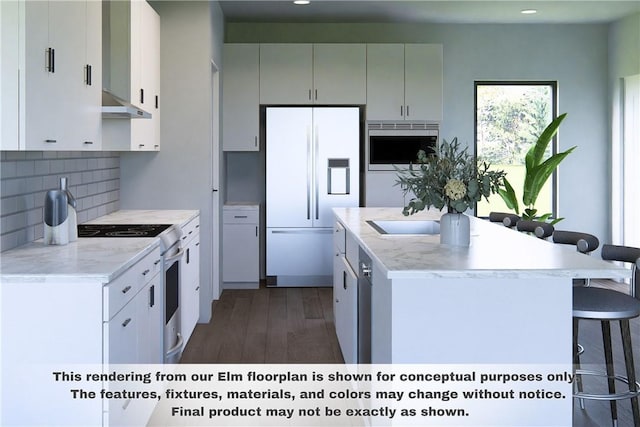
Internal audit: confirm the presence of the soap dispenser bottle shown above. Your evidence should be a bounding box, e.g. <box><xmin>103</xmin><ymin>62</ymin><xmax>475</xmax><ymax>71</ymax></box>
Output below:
<box><xmin>60</xmin><ymin>177</ymin><xmax>77</xmax><ymax>242</ymax></box>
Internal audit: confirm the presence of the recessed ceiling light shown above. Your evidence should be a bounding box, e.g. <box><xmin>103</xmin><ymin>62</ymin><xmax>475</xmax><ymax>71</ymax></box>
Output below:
<box><xmin>293</xmin><ymin>0</ymin><xmax>310</xmax><ymax>5</ymax></box>
<box><xmin>521</xmin><ymin>9</ymin><xmax>538</xmax><ymax>15</ymax></box>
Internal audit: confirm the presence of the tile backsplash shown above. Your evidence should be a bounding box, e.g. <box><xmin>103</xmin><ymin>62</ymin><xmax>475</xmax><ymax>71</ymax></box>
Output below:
<box><xmin>1</xmin><ymin>151</ymin><xmax>120</xmax><ymax>251</ymax></box>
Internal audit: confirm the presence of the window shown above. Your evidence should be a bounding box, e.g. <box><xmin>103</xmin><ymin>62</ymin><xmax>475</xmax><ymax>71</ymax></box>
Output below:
<box><xmin>474</xmin><ymin>82</ymin><xmax>558</xmax><ymax>218</ymax></box>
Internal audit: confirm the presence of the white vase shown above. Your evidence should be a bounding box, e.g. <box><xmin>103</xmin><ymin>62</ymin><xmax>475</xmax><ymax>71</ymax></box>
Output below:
<box><xmin>439</xmin><ymin>212</ymin><xmax>470</xmax><ymax>246</ymax></box>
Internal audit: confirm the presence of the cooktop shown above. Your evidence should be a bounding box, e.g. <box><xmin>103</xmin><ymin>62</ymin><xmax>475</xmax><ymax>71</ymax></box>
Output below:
<box><xmin>77</xmin><ymin>224</ymin><xmax>173</xmax><ymax>238</ymax></box>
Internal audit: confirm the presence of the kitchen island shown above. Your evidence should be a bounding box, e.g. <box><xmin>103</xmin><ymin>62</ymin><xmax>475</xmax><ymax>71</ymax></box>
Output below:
<box><xmin>333</xmin><ymin>207</ymin><xmax>630</xmax><ymax>364</ymax></box>
<box><xmin>333</xmin><ymin>207</ymin><xmax>632</xmax><ymax>425</ymax></box>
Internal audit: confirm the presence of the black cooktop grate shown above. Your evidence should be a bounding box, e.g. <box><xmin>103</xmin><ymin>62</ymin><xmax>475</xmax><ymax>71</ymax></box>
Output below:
<box><xmin>77</xmin><ymin>224</ymin><xmax>173</xmax><ymax>238</ymax></box>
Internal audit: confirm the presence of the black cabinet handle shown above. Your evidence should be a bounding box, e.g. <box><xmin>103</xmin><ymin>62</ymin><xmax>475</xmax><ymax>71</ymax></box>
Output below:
<box><xmin>84</xmin><ymin>64</ymin><xmax>93</xmax><ymax>85</ymax></box>
<box><xmin>149</xmin><ymin>285</ymin><xmax>155</xmax><ymax>307</ymax></box>
<box><xmin>46</xmin><ymin>48</ymin><xmax>55</xmax><ymax>73</ymax></box>
<box><xmin>155</xmin><ymin>95</ymin><xmax>158</xmax><ymax>109</ymax></box>
<box><xmin>140</xmin><ymin>88</ymin><xmax>144</xmax><ymax>104</ymax></box>
<box><xmin>84</xmin><ymin>141</ymin><xmax>93</xmax><ymax>145</ymax></box>
<box><xmin>186</xmin><ymin>248</ymin><xmax>190</xmax><ymax>264</ymax></box>
<box><xmin>122</xmin><ymin>318</ymin><xmax>131</xmax><ymax>327</ymax></box>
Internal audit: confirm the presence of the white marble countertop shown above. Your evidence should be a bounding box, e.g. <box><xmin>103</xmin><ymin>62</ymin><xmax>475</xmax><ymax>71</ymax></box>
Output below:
<box><xmin>0</xmin><ymin>209</ymin><xmax>199</xmax><ymax>282</ymax></box>
<box><xmin>333</xmin><ymin>207</ymin><xmax>631</xmax><ymax>280</ymax></box>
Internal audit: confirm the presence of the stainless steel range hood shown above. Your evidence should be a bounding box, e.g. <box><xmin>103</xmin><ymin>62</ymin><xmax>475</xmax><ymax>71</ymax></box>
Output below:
<box><xmin>101</xmin><ymin>89</ymin><xmax>151</xmax><ymax>119</ymax></box>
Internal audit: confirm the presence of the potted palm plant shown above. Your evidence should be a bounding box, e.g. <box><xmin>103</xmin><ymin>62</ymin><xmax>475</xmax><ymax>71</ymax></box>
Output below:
<box><xmin>498</xmin><ymin>113</ymin><xmax>575</xmax><ymax>224</ymax></box>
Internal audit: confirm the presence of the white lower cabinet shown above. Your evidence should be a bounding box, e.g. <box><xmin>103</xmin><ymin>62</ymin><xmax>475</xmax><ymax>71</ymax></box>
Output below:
<box><xmin>180</xmin><ymin>216</ymin><xmax>201</xmax><ymax>346</ymax></box>
<box><xmin>333</xmin><ymin>255</ymin><xmax>358</xmax><ymax>364</ymax></box>
<box><xmin>223</xmin><ymin>205</ymin><xmax>260</xmax><ymax>288</ymax></box>
<box><xmin>333</xmin><ymin>220</ymin><xmax>358</xmax><ymax>364</ymax></box>
<box><xmin>0</xmin><ymin>244</ymin><xmax>163</xmax><ymax>426</ymax></box>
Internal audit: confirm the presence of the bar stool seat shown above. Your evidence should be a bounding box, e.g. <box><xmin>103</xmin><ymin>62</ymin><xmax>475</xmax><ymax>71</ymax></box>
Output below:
<box><xmin>573</xmin><ymin>287</ymin><xmax>640</xmax><ymax>321</ymax></box>
<box><xmin>573</xmin><ymin>244</ymin><xmax>640</xmax><ymax>427</ymax></box>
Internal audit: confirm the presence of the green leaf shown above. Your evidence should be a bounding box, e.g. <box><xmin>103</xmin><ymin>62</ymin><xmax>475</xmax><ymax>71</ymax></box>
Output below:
<box><xmin>530</xmin><ymin>113</ymin><xmax>567</xmax><ymax>167</ymax></box>
<box><xmin>523</xmin><ymin>146</ymin><xmax>576</xmax><ymax>206</ymax></box>
<box><xmin>498</xmin><ymin>178</ymin><xmax>519</xmax><ymax>214</ymax></box>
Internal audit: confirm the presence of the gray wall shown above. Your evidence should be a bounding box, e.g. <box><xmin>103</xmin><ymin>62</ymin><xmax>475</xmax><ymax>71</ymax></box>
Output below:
<box><xmin>0</xmin><ymin>151</ymin><xmax>120</xmax><ymax>251</ymax></box>
<box><xmin>226</xmin><ymin>22</ymin><xmax>613</xmax><ymax>242</ymax></box>
<box><xmin>119</xmin><ymin>1</ymin><xmax>224</xmax><ymax>322</ymax></box>
<box><xmin>608</xmin><ymin>13</ymin><xmax>640</xmax><ymax>243</ymax></box>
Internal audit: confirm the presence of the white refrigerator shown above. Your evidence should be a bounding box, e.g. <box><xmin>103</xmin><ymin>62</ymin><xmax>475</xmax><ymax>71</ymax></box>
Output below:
<box><xmin>266</xmin><ymin>107</ymin><xmax>360</xmax><ymax>286</ymax></box>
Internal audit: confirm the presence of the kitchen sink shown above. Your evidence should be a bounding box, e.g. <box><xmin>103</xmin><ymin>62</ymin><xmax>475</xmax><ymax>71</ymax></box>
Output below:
<box><xmin>367</xmin><ymin>219</ymin><xmax>440</xmax><ymax>235</ymax></box>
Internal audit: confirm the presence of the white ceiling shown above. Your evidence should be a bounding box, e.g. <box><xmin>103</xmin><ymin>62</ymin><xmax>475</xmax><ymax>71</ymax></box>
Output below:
<box><xmin>218</xmin><ymin>0</ymin><xmax>640</xmax><ymax>24</ymax></box>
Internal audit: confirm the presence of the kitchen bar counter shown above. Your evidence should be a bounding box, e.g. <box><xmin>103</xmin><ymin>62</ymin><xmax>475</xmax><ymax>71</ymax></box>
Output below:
<box><xmin>334</xmin><ymin>207</ymin><xmax>629</xmax><ymax>280</ymax></box>
<box><xmin>0</xmin><ymin>209</ymin><xmax>198</xmax><ymax>282</ymax></box>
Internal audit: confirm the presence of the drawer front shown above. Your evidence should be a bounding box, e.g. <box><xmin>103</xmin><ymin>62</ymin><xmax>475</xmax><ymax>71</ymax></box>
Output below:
<box><xmin>104</xmin><ymin>246</ymin><xmax>162</xmax><ymax>321</ymax></box>
<box><xmin>181</xmin><ymin>216</ymin><xmax>201</xmax><ymax>244</ymax></box>
<box><xmin>223</xmin><ymin>209</ymin><xmax>259</xmax><ymax>224</ymax></box>
<box><xmin>345</xmin><ymin>231</ymin><xmax>359</xmax><ymax>272</ymax></box>
<box><xmin>334</xmin><ymin>221</ymin><xmax>346</xmax><ymax>254</ymax></box>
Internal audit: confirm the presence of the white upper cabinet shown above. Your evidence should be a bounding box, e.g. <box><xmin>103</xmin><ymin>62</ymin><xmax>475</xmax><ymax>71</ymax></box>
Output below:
<box><xmin>260</xmin><ymin>43</ymin><xmax>313</xmax><ymax>104</ymax></box>
<box><xmin>222</xmin><ymin>44</ymin><xmax>260</xmax><ymax>151</ymax></box>
<box><xmin>0</xmin><ymin>0</ymin><xmax>20</xmax><ymax>150</ymax></box>
<box><xmin>1</xmin><ymin>0</ymin><xmax>102</xmax><ymax>151</ymax></box>
<box><xmin>367</xmin><ymin>43</ymin><xmax>443</xmax><ymax>121</ymax></box>
<box><xmin>404</xmin><ymin>44</ymin><xmax>443</xmax><ymax>122</ymax></box>
<box><xmin>366</xmin><ymin>44</ymin><xmax>405</xmax><ymax>120</ymax></box>
<box><xmin>259</xmin><ymin>43</ymin><xmax>366</xmax><ymax>105</ymax></box>
<box><xmin>313</xmin><ymin>44</ymin><xmax>366</xmax><ymax>104</ymax></box>
<box><xmin>102</xmin><ymin>0</ymin><xmax>161</xmax><ymax>151</ymax></box>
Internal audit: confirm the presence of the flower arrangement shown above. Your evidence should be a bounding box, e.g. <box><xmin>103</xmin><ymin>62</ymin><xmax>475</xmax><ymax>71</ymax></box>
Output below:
<box><xmin>396</xmin><ymin>138</ymin><xmax>506</xmax><ymax>216</ymax></box>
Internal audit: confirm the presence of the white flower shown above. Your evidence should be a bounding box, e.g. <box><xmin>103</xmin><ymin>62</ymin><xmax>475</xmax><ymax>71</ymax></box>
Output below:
<box><xmin>444</xmin><ymin>179</ymin><xmax>467</xmax><ymax>201</ymax></box>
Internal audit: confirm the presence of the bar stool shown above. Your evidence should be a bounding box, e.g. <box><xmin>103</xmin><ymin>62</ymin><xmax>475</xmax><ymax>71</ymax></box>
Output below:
<box><xmin>488</xmin><ymin>212</ymin><xmax>520</xmax><ymax>228</ymax></box>
<box><xmin>573</xmin><ymin>244</ymin><xmax>640</xmax><ymax>427</ymax></box>
<box><xmin>516</xmin><ymin>220</ymin><xmax>554</xmax><ymax>239</ymax></box>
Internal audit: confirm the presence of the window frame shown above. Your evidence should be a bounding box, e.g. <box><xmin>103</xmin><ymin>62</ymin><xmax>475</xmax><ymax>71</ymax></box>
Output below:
<box><xmin>473</xmin><ymin>80</ymin><xmax>559</xmax><ymax>219</ymax></box>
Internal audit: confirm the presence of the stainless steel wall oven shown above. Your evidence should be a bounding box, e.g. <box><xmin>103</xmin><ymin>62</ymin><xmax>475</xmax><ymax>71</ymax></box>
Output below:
<box><xmin>160</xmin><ymin>227</ymin><xmax>185</xmax><ymax>364</ymax></box>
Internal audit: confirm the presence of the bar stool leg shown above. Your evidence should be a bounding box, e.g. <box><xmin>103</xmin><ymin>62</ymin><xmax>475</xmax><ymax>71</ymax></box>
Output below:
<box><xmin>573</xmin><ymin>318</ymin><xmax>585</xmax><ymax>409</ymax></box>
<box><xmin>620</xmin><ymin>319</ymin><xmax>640</xmax><ymax>425</ymax></box>
<box><xmin>602</xmin><ymin>320</ymin><xmax>618</xmax><ymax>426</ymax></box>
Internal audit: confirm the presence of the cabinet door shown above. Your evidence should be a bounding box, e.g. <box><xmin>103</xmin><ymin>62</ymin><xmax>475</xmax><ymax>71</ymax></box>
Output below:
<box><xmin>333</xmin><ymin>255</ymin><xmax>358</xmax><ymax>364</ymax></box>
<box><xmin>222</xmin><ymin>44</ymin><xmax>260</xmax><ymax>151</ymax></box>
<box><xmin>181</xmin><ymin>236</ymin><xmax>200</xmax><ymax>345</ymax></box>
<box><xmin>76</xmin><ymin>0</ymin><xmax>102</xmax><ymax>150</ymax></box>
<box><xmin>1</xmin><ymin>0</ymin><xmax>19</xmax><ymax>150</ymax></box>
<box><xmin>313</xmin><ymin>44</ymin><xmax>366</xmax><ymax>104</ymax></box>
<box><xmin>106</xmin><ymin>298</ymin><xmax>138</xmax><ymax>364</ymax></box>
<box><xmin>223</xmin><ymin>223</ymin><xmax>259</xmax><ymax>283</ymax></box>
<box><xmin>260</xmin><ymin>44</ymin><xmax>313</xmax><ymax>104</ymax></box>
<box><xmin>404</xmin><ymin>44</ymin><xmax>443</xmax><ymax>122</ymax></box>
<box><xmin>366</xmin><ymin>44</ymin><xmax>405</xmax><ymax>121</ymax></box>
<box><xmin>131</xmin><ymin>0</ymin><xmax>160</xmax><ymax>151</ymax></box>
<box><xmin>23</xmin><ymin>1</ymin><xmax>72</xmax><ymax>150</ymax></box>
<box><xmin>138</xmin><ymin>275</ymin><xmax>163</xmax><ymax>364</ymax></box>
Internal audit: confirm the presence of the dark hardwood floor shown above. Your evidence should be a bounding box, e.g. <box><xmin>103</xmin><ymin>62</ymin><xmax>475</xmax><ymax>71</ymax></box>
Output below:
<box><xmin>181</xmin><ymin>280</ymin><xmax>640</xmax><ymax>426</ymax></box>
<box><xmin>181</xmin><ymin>284</ymin><xmax>344</xmax><ymax>364</ymax></box>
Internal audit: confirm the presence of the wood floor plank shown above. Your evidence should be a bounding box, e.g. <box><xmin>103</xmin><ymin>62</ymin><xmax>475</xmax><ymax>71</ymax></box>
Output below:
<box><xmin>302</xmin><ymin>287</ymin><xmax>324</xmax><ymax>319</ymax></box>
<box><xmin>216</xmin><ymin>293</ymin><xmax>252</xmax><ymax>363</ymax></box>
<box><xmin>241</xmin><ymin>287</ymin><xmax>269</xmax><ymax>363</ymax></box>
<box><xmin>265</xmin><ymin>287</ymin><xmax>288</xmax><ymax>363</ymax></box>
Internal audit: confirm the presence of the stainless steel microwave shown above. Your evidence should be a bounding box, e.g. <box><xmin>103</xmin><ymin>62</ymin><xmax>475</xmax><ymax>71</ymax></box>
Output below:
<box><xmin>366</xmin><ymin>122</ymin><xmax>439</xmax><ymax>171</ymax></box>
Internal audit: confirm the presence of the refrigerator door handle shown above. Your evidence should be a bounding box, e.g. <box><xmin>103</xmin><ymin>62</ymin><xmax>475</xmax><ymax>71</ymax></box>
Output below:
<box><xmin>306</xmin><ymin>126</ymin><xmax>312</xmax><ymax>220</ymax></box>
<box><xmin>315</xmin><ymin>125</ymin><xmax>320</xmax><ymax>220</ymax></box>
